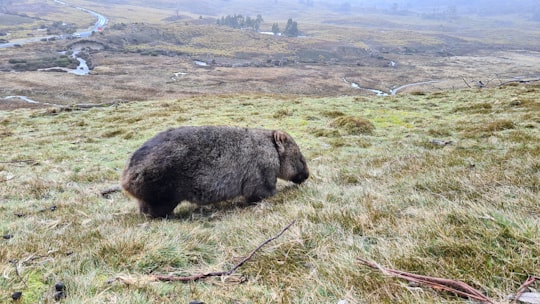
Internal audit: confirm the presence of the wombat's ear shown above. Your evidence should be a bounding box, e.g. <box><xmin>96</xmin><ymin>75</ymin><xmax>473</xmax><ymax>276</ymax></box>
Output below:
<box><xmin>273</xmin><ymin>130</ymin><xmax>288</xmax><ymax>153</ymax></box>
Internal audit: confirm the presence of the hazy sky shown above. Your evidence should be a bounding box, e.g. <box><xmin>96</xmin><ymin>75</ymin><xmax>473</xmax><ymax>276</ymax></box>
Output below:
<box><xmin>323</xmin><ymin>0</ymin><xmax>537</xmax><ymax>6</ymax></box>
<box><xmin>318</xmin><ymin>0</ymin><xmax>539</xmax><ymax>14</ymax></box>
<box><xmin>209</xmin><ymin>0</ymin><xmax>540</xmax><ymax>18</ymax></box>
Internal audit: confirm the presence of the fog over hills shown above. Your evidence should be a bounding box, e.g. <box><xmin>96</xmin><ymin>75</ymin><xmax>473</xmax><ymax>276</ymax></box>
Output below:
<box><xmin>358</xmin><ymin>0</ymin><xmax>539</xmax><ymax>15</ymax></box>
<box><xmin>87</xmin><ymin>0</ymin><xmax>540</xmax><ymax>18</ymax></box>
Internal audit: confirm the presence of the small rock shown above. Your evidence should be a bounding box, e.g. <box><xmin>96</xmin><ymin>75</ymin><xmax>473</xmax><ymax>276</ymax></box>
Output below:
<box><xmin>12</xmin><ymin>291</ymin><xmax>22</xmax><ymax>300</ymax></box>
<box><xmin>510</xmin><ymin>98</ymin><xmax>521</xmax><ymax>106</ymax></box>
<box><xmin>40</xmin><ymin>205</ymin><xmax>57</xmax><ymax>212</ymax></box>
<box><xmin>408</xmin><ymin>281</ymin><xmax>421</xmax><ymax>288</ymax></box>
<box><xmin>512</xmin><ymin>292</ymin><xmax>540</xmax><ymax>304</ymax></box>
<box><xmin>189</xmin><ymin>301</ymin><xmax>204</xmax><ymax>304</ymax></box>
<box><xmin>2</xmin><ymin>234</ymin><xmax>13</xmax><ymax>240</ymax></box>
<box><xmin>54</xmin><ymin>291</ymin><xmax>65</xmax><ymax>301</ymax></box>
<box><xmin>55</xmin><ymin>281</ymin><xmax>65</xmax><ymax>292</ymax></box>
<box><xmin>429</xmin><ymin>139</ymin><xmax>454</xmax><ymax>146</ymax></box>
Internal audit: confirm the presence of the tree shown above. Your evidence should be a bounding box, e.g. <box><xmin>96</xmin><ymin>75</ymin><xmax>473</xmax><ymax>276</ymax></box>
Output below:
<box><xmin>283</xmin><ymin>18</ymin><xmax>299</xmax><ymax>37</ymax></box>
<box><xmin>255</xmin><ymin>14</ymin><xmax>263</xmax><ymax>31</ymax></box>
<box><xmin>271</xmin><ymin>23</ymin><xmax>280</xmax><ymax>35</ymax></box>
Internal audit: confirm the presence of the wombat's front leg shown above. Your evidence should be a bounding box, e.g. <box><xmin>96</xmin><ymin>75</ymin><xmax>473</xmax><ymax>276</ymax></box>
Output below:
<box><xmin>245</xmin><ymin>187</ymin><xmax>276</xmax><ymax>203</ymax></box>
<box><xmin>137</xmin><ymin>199</ymin><xmax>176</xmax><ymax>218</ymax></box>
<box><xmin>243</xmin><ymin>173</ymin><xmax>277</xmax><ymax>203</ymax></box>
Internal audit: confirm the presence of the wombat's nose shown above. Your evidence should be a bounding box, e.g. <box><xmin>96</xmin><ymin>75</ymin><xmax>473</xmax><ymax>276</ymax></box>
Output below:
<box><xmin>292</xmin><ymin>172</ymin><xmax>309</xmax><ymax>184</ymax></box>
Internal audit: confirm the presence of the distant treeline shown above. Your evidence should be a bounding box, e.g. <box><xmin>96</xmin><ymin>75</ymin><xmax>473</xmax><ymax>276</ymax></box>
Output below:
<box><xmin>216</xmin><ymin>14</ymin><xmax>264</xmax><ymax>31</ymax></box>
<box><xmin>217</xmin><ymin>14</ymin><xmax>301</xmax><ymax>37</ymax></box>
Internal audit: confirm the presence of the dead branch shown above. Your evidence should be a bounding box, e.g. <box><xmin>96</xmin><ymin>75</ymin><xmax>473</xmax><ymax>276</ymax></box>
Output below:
<box><xmin>72</xmin><ymin>103</ymin><xmax>118</xmax><ymax>109</ymax></box>
<box><xmin>499</xmin><ymin>78</ymin><xmax>540</xmax><ymax>87</ymax></box>
<box><xmin>357</xmin><ymin>258</ymin><xmax>495</xmax><ymax>304</ymax></box>
<box><xmin>58</xmin><ymin>102</ymin><xmax>120</xmax><ymax>111</ymax></box>
<box><xmin>100</xmin><ymin>185</ymin><xmax>122</xmax><ymax>197</ymax></box>
<box><xmin>462</xmin><ymin>77</ymin><xmax>472</xmax><ymax>88</ymax></box>
<box><xmin>0</xmin><ymin>160</ymin><xmax>36</xmax><ymax>164</ymax></box>
<box><xmin>8</xmin><ymin>259</ymin><xmax>21</xmax><ymax>280</ymax></box>
<box><xmin>152</xmin><ymin>220</ymin><xmax>296</xmax><ymax>282</ymax></box>
<box><xmin>512</xmin><ymin>276</ymin><xmax>540</xmax><ymax>304</ymax></box>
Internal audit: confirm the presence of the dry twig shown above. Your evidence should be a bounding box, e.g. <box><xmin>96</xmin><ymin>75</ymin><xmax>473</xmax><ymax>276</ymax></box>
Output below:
<box><xmin>462</xmin><ymin>77</ymin><xmax>472</xmax><ymax>88</ymax></box>
<box><xmin>512</xmin><ymin>276</ymin><xmax>540</xmax><ymax>304</ymax></box>
<box><xmin>499</xmin><ymin>78</ymin><xmax>540</xmax><ymax>87</ymax></box>
<box><xmin>100</xmin><ymin>185</ymin><xmax>122</xmax><ymax>197</ymax></box>
<box><xmin>152</xmin><ymin>220</ymin><xmax>296</xmax><ymax>282</ymax></box>
<box><xmin>357</xmin><ymin>258</ymin><xmax>495</xmax><ymax>304</ymax></box>
<box><xmin>0</xmin><ymin>159</ymin><xmax>36</xmax><ymax>164</ymax></box>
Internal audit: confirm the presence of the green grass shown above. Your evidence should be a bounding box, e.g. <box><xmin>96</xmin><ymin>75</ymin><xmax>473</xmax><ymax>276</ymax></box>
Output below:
<box><xmin>0</xmin><ymin>85</ymin><xmax>539</xmax><ymax>303</ymax></box>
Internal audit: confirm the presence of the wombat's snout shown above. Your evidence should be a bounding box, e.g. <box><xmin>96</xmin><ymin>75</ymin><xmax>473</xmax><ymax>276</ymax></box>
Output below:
<box><xmin>292</xmin><ymin>171</ymin><xmax>309</xmax><ymax>184</ymax></box>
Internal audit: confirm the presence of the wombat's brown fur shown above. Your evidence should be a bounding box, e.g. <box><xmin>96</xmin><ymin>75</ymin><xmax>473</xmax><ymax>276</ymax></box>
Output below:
<box><xmin>121</xmin><ymin>126</ymin><xmax>309</xmax><ymax>218</ymax></box>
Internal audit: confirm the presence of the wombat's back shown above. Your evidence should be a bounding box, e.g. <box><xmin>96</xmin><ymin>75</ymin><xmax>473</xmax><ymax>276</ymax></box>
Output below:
<box><xmin>121</xmin><ymin>126</ymin><xmax>281</xmax><ymax>216</ymax></box>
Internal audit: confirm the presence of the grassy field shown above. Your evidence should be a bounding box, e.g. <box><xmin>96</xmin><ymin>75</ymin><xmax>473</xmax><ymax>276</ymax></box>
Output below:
<box><xmin>2</xmin><ymin>0</ymin><xmax>540</xmax><ymax>109</ymax></box>
<box><xmin>1</xmin><ymin>1</ymin><xmax>539</xmax><ymax>303</ymax></box>
<box><xmin>1</xmin><ymin>83</ymin><xmax>539</xmax><ymax>303</ymax></box>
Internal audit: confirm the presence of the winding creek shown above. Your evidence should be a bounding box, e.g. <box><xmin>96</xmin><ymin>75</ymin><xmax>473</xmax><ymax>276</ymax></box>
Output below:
<box><xmin>2</xmin><ymin>96</ymin><xmax>62</xmax><ymax>107</ymax></box>
<box><xmin>343</xmin><ymin>78</ymin><xmax>441</xmax><ymax>96</ymax></box>
<box><xmin>38</xmin><ymin>50</ymin><xmax>90</xmax><ymax>75</ymax></box>
<box><xmin>0</xmin><ymin>1</ymin><xmax>107</xmax><ymax>49</ymax></box>
<box><xmin>0</xmin><ymin>0</ymin><xmax>105</xmax><ymax>76</ymax></box>
<box><xmin>1</xmin><ymin>0</ymin><xmax>104</xmax><ymax>105</ymax></box>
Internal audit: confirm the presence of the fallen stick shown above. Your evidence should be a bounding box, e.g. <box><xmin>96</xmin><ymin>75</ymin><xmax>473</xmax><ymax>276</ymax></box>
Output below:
<box><xmin>100</xmin><ymin>185</ymin><xmax>122</xmax><ymax>197</ymax></box>
<box><xmin>357</xmin><ymin>258</ymin><xmax>495</xmax><ymax>304</ymax></box>
<box><xmin>512</xmin><ymin>276</ymin><xmax>540</xmax><ymax>304</ymax></box>
<box><xmin>152</xmin><ymin>220</ymin><xmax>296</xmax><ymax>282</ymax></box>
<box><xmin>499</xmin><ymin>78</ymin><xmax>540</xmax><ymax>87</ymax></box>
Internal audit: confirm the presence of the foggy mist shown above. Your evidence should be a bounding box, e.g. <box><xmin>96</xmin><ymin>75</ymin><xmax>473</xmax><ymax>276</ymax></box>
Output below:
<box><xmin>314</xmin><ymin>0</ymin><xmax>538</xmax><ymax>14</ymax></box>
<box><xmin>134</xmin><ymin>0</ymin><xmax>540</xmax><ymax>22</ymax></box>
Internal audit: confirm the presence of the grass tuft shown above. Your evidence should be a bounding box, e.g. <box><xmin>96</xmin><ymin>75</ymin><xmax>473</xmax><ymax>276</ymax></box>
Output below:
<box><xmin>310</xmin><ymin>128</ymin><xmax>340</xmax><ymax>137</ymax></box>
<box><xmin>273</xmin><ymin>108</ymin><xmax>292</xmax><ymax>119</ymax></box>
<box><xmin>330</xmin><ymin>115</ymin><xmax>375</xmax><ymax>135</ymax></box>
<box><xmin>321</xmin><ymin>110</ymin><xmax>345</xmax><ymax>118</ymax></box>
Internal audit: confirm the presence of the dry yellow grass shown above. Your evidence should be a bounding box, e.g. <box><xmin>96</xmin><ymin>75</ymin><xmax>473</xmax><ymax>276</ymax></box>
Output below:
<box><xmin>1</xmin><ymin>84</ymin><xmax>539</xmax><ymax>303</ymax></box>
<box><xmin>1</xmin><ymin>2</ymin><xmax>540</xmax><ymax>302</ymax></box>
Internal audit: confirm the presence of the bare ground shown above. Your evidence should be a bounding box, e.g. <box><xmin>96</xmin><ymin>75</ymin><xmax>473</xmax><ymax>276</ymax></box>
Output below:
<box><xmin>1</xmin><ymin>20</ymin><xmax>540</xmax><ymax>110</ymax></box>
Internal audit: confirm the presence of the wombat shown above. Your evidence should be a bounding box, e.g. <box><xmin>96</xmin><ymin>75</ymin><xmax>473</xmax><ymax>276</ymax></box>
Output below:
<box><xmin>121</xmin><ymin>126</ymin><xmax>309</xmax><ymax>218</ymax></box>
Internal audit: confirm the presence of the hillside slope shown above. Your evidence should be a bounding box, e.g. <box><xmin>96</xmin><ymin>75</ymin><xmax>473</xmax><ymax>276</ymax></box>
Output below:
<box><xmin>1</xmin><ymin>85</ymin><xmax>539</xmax><ymax>303</ymax></box>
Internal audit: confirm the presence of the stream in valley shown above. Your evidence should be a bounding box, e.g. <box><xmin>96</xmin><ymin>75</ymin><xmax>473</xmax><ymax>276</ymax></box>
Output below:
<box><xmin>343</xmin><ymin>78</ymin><xmax>441</xmax><ymax>96</ymax></box>
<box><xmin>38</xmin><ymin>50</ymin><xmax>90</xmax><ymax>75</ymax></box>
<box><xmin>1</xmin><ymin>96</ymin><xmax>62</xmax><ymax>107</ymax></box>
<box><xmin>0</xmin><ymin>0</ymin><xmax>107</xmax><ymax>49</ymax></box>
